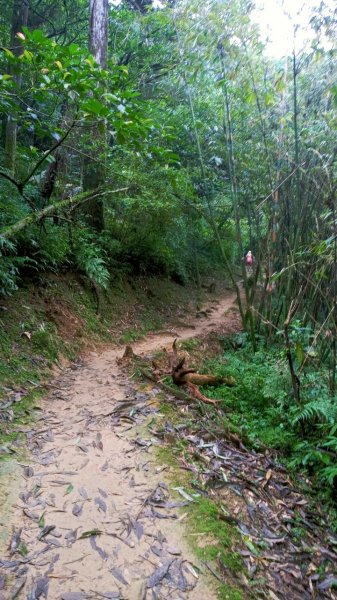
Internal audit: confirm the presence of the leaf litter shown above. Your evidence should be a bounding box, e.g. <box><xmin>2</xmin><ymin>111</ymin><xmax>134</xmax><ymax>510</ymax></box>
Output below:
<box><xmin>148</xmin><ymin>392</ymin><xmax>337</xmax><ymax>599</ymax></box>
<box><xmin>3</xmin><ymin>291</ymin><xmax>323</xmax><ymax>599</ymax></box>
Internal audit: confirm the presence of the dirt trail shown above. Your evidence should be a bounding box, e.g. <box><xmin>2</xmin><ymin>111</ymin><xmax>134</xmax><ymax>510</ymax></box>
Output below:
<box><xmin>0</xmin><ymin>290</ymin><xmax>239</xmax><ymax>600</ymax></box>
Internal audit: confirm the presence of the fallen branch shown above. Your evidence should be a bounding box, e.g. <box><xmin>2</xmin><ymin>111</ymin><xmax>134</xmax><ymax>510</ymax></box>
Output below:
<box><xmin>0</xmin><ymin>187</ymin><xmax>129</xmax><ymax>240</ymax></box>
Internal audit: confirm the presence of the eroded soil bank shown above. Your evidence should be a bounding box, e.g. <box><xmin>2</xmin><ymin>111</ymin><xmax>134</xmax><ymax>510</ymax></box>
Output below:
<box><xmin>0</xmin><ymin>291</ymin><xmax>240</xmax><ymax>599</ymax></box>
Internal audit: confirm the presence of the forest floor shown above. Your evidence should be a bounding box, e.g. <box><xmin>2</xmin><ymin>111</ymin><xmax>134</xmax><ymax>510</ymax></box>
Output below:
<box><xmin>1</xmin><ymin>286</ymin><xmax>337</xmax><ymax>600</ymax></box>
<box><xmin>0</xmin><ymin>290</ymin><xmax>242</xmax><ymax>600</ymax></box>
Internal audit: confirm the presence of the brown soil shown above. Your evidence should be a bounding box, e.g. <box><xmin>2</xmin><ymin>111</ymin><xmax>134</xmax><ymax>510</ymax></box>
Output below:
<box><xmin>0</xmin><ymin>290</ymin><xmax>240</xmax><ymax>599</ymax></box>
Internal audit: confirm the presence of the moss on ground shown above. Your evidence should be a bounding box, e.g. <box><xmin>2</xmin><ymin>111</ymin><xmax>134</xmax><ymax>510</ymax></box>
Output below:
<box><xmin>180</xmin><ymin>338</ymin><xmax>202</xmax><ymax>351</ymax></box>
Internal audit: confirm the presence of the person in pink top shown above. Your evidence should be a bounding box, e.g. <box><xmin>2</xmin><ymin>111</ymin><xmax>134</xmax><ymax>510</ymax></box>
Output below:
<box><xmin>245</xmin><ymin>250</ymin><xmax>254</xmax><ymax>277</ymax></box>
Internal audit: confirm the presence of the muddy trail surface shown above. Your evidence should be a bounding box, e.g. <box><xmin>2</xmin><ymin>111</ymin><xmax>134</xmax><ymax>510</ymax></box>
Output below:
<box><xmin>0</xmin><ymin>291</ymin><xmax>241</xmax><ymax>600</ymax></box>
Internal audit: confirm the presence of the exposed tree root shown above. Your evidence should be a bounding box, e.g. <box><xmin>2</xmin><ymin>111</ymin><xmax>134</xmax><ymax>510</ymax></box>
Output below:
<box><xmin>141</xmin><ymin>368</ymin><xmax>197</xmax><ymax>403</ymax></box>
<box><xmin>183</xmin><ymin>381</ymin><xmax>218</xmax><ymax>405</ymax></box>
<box><xmin>169</xmin><ymin>340</ymin><xmax>235</xmax><ymax>405</ymax></box>
<box><xmin>153</xmin><ymin>339</ymin><xmax>236</xmax><ymax>405</ymax></box>
<box><xmin>124</xmin><ymin>338</ymin><xmax>235</xmax><ymax>406</ymax></box>
<box><xmin>116</xmin><ymin>344</ymin><xmax>137</xmax><ymax>365</ymax></box>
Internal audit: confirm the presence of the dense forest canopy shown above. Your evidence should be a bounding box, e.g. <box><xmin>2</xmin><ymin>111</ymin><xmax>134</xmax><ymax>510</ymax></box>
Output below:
<box><xmin>1</xmin><ymin>0</ymin><xmax>337</xmax><ymax>497</ymax></box>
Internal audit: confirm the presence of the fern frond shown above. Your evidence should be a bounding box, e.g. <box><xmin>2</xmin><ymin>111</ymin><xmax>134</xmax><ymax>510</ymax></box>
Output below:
<box><xmin>292</xmin><ymin>399</ymin><xmax>337</xmax><ymax>426</ymax></box>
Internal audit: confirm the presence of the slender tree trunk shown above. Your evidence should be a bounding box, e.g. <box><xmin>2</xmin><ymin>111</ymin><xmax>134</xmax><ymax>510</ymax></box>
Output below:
<box><xmin>267</xmin><ymin>57</ymin><xmax>288</xmax><ymax>338</ymax></box>
<box><xmin>4</xmin><ymin>0</ymin><xmax>28</xmax><ymax>174</ymax></box>
<box><xmin>284</xmin><ymin>300</ymin><xmax>304</xmax><ymax>437</ymax></box>
<box><xmin>218</xmin><ymin>44</ymin><xmax>256</xmax><ymax>349</ymax></box>
<box><xmin>192</xmin><ymin>237</ymin><xmax>201</xmax><ymax>290</ymax></box>
<box><xmin>330</xmin><ymin>196</ymin><xmax>337</xmax><ymax>395</ymax></box>
<box><xmin>185</xmin><ymin>84</ymin><xmax>246</xmax><ymax>325</ymax></box>
<box><xmin>290</xmin><ymin>45</ymin><xmax>305</xmax><ymax>259</ymax></box>
<box><xmin>193</xmin><ymin>239</ymin><xmax>202</xmax><ymax>310</ymax></box>
<box><xmin>39</xmin><ymin>100</ymin><xmax>70</xmax><ymax>217</ymax></box>
<box><xmin>82</xmin><ymin>0</ymin><xmax>108</xmax><ymax>231</ymax></box>
<box><xmin>243</xmin><ymin>43</ymin><xmax>273</xmax><ymax>190</ymax></box>
<box><xmin>293</xmin><ymin>49</ymin><xmax>300</xmax><ymax>214</ymax></box>
<box><xmin>88</xmin><ymin>0</ymin><xmax>108</xmax><ymax>67</ymax></box>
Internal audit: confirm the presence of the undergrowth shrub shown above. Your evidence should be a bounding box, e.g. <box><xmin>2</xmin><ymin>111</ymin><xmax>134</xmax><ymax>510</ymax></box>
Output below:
<box><xmin>28</xmin><ymin>224</ymin><xmax>70</xmax><ymax>271</ymax></box>
<box><xmin>0</xmin><ymin>238</ymin><xmax>35</xmax><ymax>295</ymax></box>
<box><xmin>72</xmin><ymin>229</ymin><xmax>110</xmax><ymax>289</ymax></box>
<box><xmin>0</xmin><ymin>183</ymin><xmax>29</xmax><ymax>230</ymax></box>
<box><xmin>204</xmin><ymin>345</ymin><xmax>292</xmax><ymax>450</ymax></box>
<box><xmin>202</xmin><ymin>337</ymin><xmax>337</xmax><ymax>507</ymax></box>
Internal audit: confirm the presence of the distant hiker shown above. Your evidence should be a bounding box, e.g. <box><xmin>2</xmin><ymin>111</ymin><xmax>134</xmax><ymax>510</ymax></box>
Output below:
<box><xmin>245</xmin><ymin>250</ymin><xmax>253</xmax><ymax>266</ymax></box>
<box><xmin>245</xmin><ymin>250</ymin><xmax>254</xmax><ymax>277</ymax></box>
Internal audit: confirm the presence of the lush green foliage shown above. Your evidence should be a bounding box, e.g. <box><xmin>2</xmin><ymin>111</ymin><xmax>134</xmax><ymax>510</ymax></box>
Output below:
<box><xmin>0</xmin><ymin>0</ymin><xmax>337</xmax><ymax>516</ymax></box>
<box><xmin>0</xmin><ymin>4</ymin><xmax>231</xmax><ymax>293</ymax></box>
<box><xmin>203</xmin><ymin>333</ymin><xmax>337</xmax><ymax>507</ymax></box>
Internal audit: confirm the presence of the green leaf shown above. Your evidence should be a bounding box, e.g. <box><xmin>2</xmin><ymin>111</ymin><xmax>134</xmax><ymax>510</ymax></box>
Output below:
<box><xmin>29</xmin><ymin>29</ymin><xmax>46</xmax><ymax>43</ymax></box>
<box><xmin>18</xmin><ymin>541</ymin><xmax>28</xmax><ymax>556</ymax></box>
<box><xmin>85</xmin><ymin>55</ymin><xmax>95</xmax><ymax>67</ymax></box>
<box><xmin>265</xmin><ymin>92</ymin><xmax>274</xmax><ymax>106</ymax></box>
<box><xmin>23</xmin><ymin>49</ymin><xmax>33</xmax><ymax>62</ymax></box>
<box><xmin>38</xmin><ymin>512</ymin><xmax>45</xmax><ymax>528</ymax></box>
<box><xmin>3</xmin><ymin>48</ymin><xmax>15</xmax><ymax>59</ymax></box>
<box><xmin>64</xmin><ymin>483</ymin><xmax>74</xmax><ymax>495</ymax></box>
<box><xmin>68</xmin><ymin>43</ymin><xmax>80</xmax><ymax>54</ymax></box>
<box><xmin>82</xmin><ymin>97</ymin><xmax>105</xmax><ymax>116</ymax></box>
<box><xmin>79</xmin><ymin>529</ymin><xmax>102</xmax><ymax>539</ymax></box>
<box><xmin>295</xmin><ymin>341</ymin><xmax>304</xmax><ymax>367</ymax></box>
<box><xmin>243</xmin><ymin>536</ymin><xmax>260</xmax><ymax>556</ymax></box>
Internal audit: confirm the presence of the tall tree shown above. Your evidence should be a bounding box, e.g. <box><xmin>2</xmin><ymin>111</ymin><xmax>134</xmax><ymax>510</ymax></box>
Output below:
<box><xmin>82</xmin><ymin>0</ymin><xmax>109</xmax><ymax>231</ymax></box>
<box><xmin>4</xmin><ymin>0</ymin><xmax>29</xmax><ymax>174</ymax></box>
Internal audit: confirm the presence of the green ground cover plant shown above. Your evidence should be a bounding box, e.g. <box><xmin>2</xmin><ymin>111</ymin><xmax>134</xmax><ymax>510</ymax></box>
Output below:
<box><xmin>202</xmin><ymin>334</ymin><xmax>337</xmax><ymax>517</ymax></box>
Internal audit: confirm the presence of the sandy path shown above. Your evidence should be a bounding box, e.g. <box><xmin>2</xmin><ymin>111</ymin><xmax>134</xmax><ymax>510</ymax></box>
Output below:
<box><xmin>0</xmin><ymin>291</ymin><xmax>239</xmax><ymax>600</ymax></box>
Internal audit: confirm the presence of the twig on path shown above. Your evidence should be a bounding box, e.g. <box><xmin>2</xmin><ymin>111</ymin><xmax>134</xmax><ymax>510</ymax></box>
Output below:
<box><xmin>36</xmin><ymin>470</ymin><xmax>78</xmax><ymax>477</ymax></box>
<box><xmin>202</xmin><ymin>561</ymin><xmax>223</xmax><ymax>582</ymax></box>
<box><xmin>64</xmin><ymin>553</ymin><xmax>91</xmax><ymax>565</ymax></box>
<box><xmin>135</xmin><ymin>485</ymin><xmax>158</xmax><ymax>521</ymax></box>
<box><xmin>91</xmin><ymin>592</ymin><xmax>126</xmax><ymax>600</ymax></box>
<box><xmin>104</xmin><ymin>531</ymin><xmax>135</xmax><ymax>548</ymax></box>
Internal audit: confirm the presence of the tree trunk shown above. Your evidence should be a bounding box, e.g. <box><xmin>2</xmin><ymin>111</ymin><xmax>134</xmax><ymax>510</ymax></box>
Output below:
<box><xmin>88</xmin><ymin>0</ymin><xmax>108</xmax><ymax>68</ymax></box>
<box><xmin>82</xmin><ymin>0</ymin><xmax>108</xmax><ymax>231</ymax></box>
<box><xmin>4</xmin><ymin>0</ymin><xmax>29</xmax><ymax>174</ymax></box>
